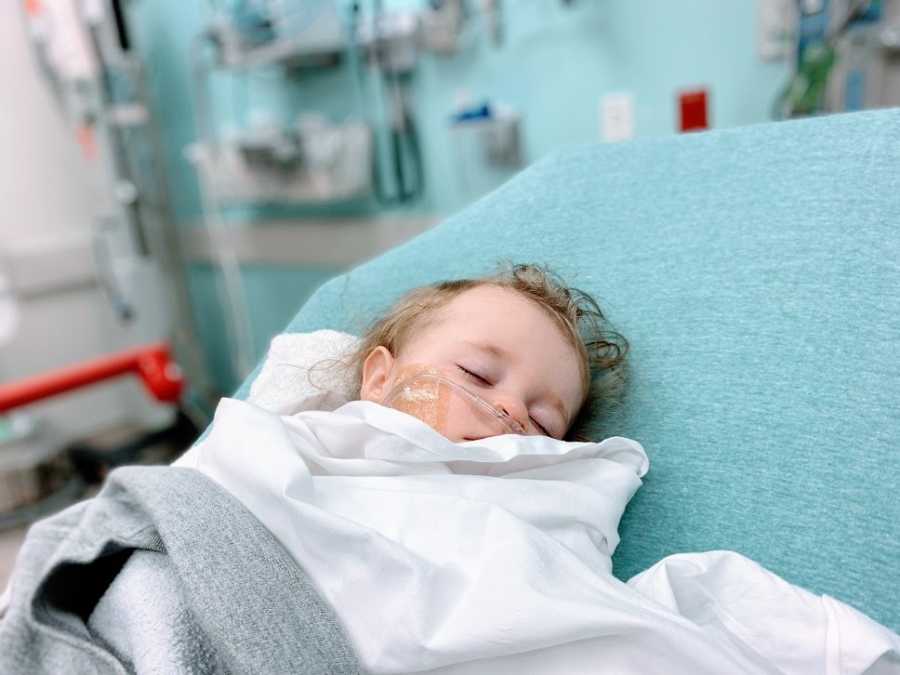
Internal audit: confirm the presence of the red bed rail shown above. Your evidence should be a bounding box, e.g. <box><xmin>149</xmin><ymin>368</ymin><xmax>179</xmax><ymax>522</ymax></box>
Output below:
<box><xmin>0</xmin><ymin>342</ymin><xmax>183</xmax><ymax>413</ymax></box>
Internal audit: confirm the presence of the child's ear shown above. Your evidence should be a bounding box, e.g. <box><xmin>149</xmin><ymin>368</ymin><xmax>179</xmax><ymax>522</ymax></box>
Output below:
<box><xmin>360</xmin><ymin>346</ymin><xmax>395</xmax><ymax>402</ymax></box>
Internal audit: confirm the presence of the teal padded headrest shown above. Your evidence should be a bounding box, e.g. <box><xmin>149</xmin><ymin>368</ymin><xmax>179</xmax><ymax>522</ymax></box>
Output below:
<box><xmin>244</xmin><ymin>109</ymin><xmax>900</xmax><ymax>629</ymax></box>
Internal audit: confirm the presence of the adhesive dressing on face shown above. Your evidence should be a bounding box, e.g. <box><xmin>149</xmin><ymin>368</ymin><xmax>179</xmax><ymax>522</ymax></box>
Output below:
<box><xmin>382</xmin><ymin>365</ymin><xmax>525</xmax><ymax>439</ymax></box>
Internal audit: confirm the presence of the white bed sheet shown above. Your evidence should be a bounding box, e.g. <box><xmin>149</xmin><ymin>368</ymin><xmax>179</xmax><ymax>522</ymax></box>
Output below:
<box><xmin>177</xmin><ymin>398</ymin><xmax>900</xmax><ymax>674</ymax></box>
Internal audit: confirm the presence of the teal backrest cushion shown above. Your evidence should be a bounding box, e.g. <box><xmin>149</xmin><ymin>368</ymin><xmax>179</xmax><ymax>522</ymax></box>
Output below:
<box><xmin>239</xmin><ymin>109</ymin><xmax>900</xmax><ymax>629</ymax></box>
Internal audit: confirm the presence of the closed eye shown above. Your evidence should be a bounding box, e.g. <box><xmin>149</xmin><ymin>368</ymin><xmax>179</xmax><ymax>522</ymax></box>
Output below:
<box><xmin>457</xmin><ymin>364</ymin><xmax>492</xmax><ymax>386</ymax></box>
<box><xmin>530</xmin><ymin>417</ymin><xmax>552</xmax><ymax>437</ymax></box>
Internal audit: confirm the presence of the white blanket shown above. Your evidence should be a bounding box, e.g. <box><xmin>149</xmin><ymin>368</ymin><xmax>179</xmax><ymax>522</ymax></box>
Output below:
<box><xmin>177</xmin><ymin>399</ymin><xmax>900</xmax><ymax>674</ymax></box>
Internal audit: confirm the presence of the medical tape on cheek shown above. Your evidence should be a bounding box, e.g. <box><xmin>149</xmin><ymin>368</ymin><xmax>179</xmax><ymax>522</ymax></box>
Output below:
<box><xmin>390</xmin><ymin>368</ymin><xmax>451</xmax><ymax>433</ymax></box>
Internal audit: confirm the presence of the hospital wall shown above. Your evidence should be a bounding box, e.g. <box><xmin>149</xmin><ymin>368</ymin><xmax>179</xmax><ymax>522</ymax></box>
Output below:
<box><xmin>129</xmin><ymin>1</ymin><xmax>791</xmax><ymax>392</ymax></box>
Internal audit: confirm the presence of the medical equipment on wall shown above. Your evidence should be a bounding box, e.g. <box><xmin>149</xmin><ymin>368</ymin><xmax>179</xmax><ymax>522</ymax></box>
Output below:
<box><xmin>363</xmin><ymin>0</ymin><xmax>525</xmax><ymax>204</ymax></box>
<box><xmin>196</xmin><ymin>0</ymin><xmax>520</xmax><ymax>212</ymax></box>
<box><xmin>8</xmin><ymin>0</ymin><xmax>208</xmax><ymax>525</ymax></box>
<box><xmin>189</xmin><ymin>9</ymin><xmax>374</xmax><ymax>384</ymax></box>
<box><xmin>187</xmin><ymin>117</ymin><xmax>373</xmax><ymax>204</ymax></box>
<box><xmin>208</xmin><ymin>0</ymin><xmax>346</xmax><ymax>69</ymax></box>
<box><xmin>828</xmin><ymin>0</ymin><xmax>900</xmax><ymax>110</ymax></box>
<box><xmin>186</xmin><ymin>0</ymin><xmax>427</xmax><ymax>382</ymax></box>
<box><xmin>422</xmin><ymin>0</ymin><xmax>469</xmax><ymax>53</ymax></box>
<box><xmin>773</xmin><ymin>0</ymin><xmax>894</xmax><ymax>117</ymax></box>
<box><xmin>450</xmin><ymin>100</ymin><xmax>523</xmax><ymax>202</ymax></box>
<box><xmin>193</xmin><ymin>1</ymin><xmax>375</xmax><ymax>206</ymax></box>
<box><xmin>20</xmin><ymin>0</ymin><xmax>211</xmax><ymax>407</ymax></box>
<box><xmin>450</xmin><ymin>101</ymin><xmax>522</xmax><ymax>166</ymax></box>
<box><xmin>25</xmin><ymin>0</ymin><xmax>147</xmax><ymax>309</ymax></box>
<box><xmin>359</xmin><ymin>5</ymin><xmax>426</xmax><ymax>205</ymax></box>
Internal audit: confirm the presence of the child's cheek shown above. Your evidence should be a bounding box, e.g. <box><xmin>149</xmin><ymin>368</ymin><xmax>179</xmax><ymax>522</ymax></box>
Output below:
<box><xmin>386</xmin><ymin>368</ymin><xmax>452</xmax><ymax>435</ymax></box>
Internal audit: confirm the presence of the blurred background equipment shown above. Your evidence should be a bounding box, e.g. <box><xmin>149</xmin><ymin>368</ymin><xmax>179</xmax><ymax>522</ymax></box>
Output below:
<box><xmin>0</xmin><ymin>0</ymin><xmax>207</xmax><ymax>527</ymax></box>
<box><xmin>0</xmin><ymin>342</ymin><xmax>189</xmax><ymax>528</ymax></box>
<box><xmin>2</xmin><ymin>0</ymin><xmax>899</xmax><ymax>539</ymax></box>
<box><xmin>774</xmin><ymin>0</ymin><xmax>900</xmax><ymax>117</ymax></box>
<box><xmin>19</xmin><ymin>0</ymin><xmax>213</xmax><ymax>408</ymax></box>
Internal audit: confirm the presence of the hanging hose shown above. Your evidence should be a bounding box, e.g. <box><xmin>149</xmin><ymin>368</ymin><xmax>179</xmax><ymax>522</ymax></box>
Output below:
<box><xmin>373</xmin><ymin>72</ymin><xmax>425</xmax><ymax>205</ymax></box>
<box><xmin>367</xmin><ymin>0</ymin><xmax>425</xmax><ymax>206</ymax></box>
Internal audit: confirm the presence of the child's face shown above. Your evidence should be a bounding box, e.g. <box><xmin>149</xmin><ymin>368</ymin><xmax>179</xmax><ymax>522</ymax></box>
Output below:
<box><xmin>360</xmin><ymin>285</ymin><xmax>584</xmax><ymax>442</ymax></box>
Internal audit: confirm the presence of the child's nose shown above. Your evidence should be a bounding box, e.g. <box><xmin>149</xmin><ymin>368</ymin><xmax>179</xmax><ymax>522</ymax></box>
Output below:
<box><xmin>490</xmin><ymin>394</ymin><xmax>528</xmax><ymax>432</ymax></box>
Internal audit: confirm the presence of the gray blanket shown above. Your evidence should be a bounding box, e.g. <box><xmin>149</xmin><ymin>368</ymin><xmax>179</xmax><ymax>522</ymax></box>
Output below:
<box><xmin>0</xmin><ymin>466</ymin><xmax>361</xmax><ymax>674</ymax></box>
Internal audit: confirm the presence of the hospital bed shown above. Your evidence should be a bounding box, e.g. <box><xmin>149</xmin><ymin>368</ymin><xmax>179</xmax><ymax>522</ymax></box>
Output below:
<box><xmin>232</xmin><ymin>107</ymin><xmax>900</xmax><ymax>632</ymax></box>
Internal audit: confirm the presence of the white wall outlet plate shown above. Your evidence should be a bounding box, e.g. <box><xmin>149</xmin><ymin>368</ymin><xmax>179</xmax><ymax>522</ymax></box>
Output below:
<box><xmin>600</xmin><ymin>92</ymin><xmax>635</xmax><ymax>142</ymax></box>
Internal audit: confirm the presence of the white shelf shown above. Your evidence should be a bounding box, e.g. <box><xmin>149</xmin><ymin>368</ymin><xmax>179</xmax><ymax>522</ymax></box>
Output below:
<box><xmin>218</xmin><ymin>37</ymin><xmax>344</xmax><ymax>70</ymax></box>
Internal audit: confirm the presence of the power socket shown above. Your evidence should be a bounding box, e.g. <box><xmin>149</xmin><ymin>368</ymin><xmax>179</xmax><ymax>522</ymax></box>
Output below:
<box><xmin>600</xmin><ymin>93</ymin><xmax>635</xmax><ymax>143</ymax></box>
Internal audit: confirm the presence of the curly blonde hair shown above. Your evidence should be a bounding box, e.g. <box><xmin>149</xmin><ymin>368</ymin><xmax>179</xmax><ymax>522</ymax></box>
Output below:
<box><xmin>348</xmin><ymin>263</ymin><xmax>629</xmax><ymax>440</ymax></box>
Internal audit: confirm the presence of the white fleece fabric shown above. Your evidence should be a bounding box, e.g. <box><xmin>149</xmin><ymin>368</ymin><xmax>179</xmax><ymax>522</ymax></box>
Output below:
<box><xmin>248</xmin><ymin>330</ymin><xmax>360</xmax><ymax>414</ymax></box>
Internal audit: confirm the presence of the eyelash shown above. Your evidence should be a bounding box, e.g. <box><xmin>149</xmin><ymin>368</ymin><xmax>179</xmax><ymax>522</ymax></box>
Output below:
<box><xmin>457</xmin><ymin>365</ymin><xmax>491</xmax><ymax>386</ymax></box>
<box><xmin>531</xmin><ymin>418</ymin><xmax>552</xmax><ymax>437</ymax></box>
<box><xmin>458</xmin><ymin>365</ymin><xmax>552</xmax><ymax>437</ymax></box>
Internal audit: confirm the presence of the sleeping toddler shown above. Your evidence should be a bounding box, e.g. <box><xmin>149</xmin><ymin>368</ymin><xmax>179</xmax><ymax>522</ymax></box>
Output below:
<box><xmin>182</xmin><ymin>263</ymin><xmax>900</xmax><ymax>674</ymax></box>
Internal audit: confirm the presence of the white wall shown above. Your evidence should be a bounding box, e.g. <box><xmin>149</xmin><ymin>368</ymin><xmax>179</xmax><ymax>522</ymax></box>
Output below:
<box><xmin>0</xmin><ymin>2</ymin><xmax>163</xmax><ymax>442</ymax></box>
<box><xmin>0</xmin><ymin>3</ymin><xmax>102</xmax><ymax>243</ymax></box>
